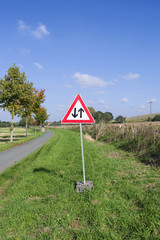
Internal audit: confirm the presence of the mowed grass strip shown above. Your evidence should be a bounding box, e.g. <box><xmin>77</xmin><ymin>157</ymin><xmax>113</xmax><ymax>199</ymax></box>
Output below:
<box><xmin>0</xmin><ymin>129</ymin><xmax>160</xmax><ymax>239</ymax></box>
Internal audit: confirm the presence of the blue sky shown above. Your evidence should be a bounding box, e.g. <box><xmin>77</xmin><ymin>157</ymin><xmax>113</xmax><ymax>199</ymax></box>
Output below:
<box><xmin>0</xmin><ymin>0</ymin><xmax>160</xmax><ymax>121</ymax></box>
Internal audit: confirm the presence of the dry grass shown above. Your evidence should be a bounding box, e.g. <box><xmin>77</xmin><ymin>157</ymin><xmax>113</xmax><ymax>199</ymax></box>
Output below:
<box><xmin>84</xmin><ymin>133</ymin><xmax>95</xmax><ymax>142</ymax></box>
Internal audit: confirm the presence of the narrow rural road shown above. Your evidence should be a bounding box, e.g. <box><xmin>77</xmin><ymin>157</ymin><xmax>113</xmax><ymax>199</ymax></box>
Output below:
<box><xmin>0</xmin><ymin>130</ymin><xmax>54</xmax><ymax>173</ymax></box>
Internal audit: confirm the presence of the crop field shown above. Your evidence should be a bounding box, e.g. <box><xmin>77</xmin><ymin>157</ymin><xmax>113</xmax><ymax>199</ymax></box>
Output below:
<box><xmin>0</xmin><ymin>128</ymin><xmax>159</xmax><ymax>239</ymax></box>
<box><xmin>0</xmin><ymin>127</ymin><xmax>42</xmax><ymax>152</ymax></box>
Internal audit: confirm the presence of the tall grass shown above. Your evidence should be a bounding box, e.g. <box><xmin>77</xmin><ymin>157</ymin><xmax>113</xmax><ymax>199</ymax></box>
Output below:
<box><xmin>82</xmin><ymin>123</ymin><xmax>160</xmax><ymax>166</ymax></box>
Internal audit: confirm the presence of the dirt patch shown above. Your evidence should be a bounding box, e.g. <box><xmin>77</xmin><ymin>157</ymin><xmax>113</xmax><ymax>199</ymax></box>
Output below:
<box><xmin>71</xmin><ymin>219</ymin><xmax>83</xmax><ymax>230</ymax></box>
<box><xmin>92</xmin><ymin>199</ymin><xmax>100</xmax><ymax>205</ymax></box>
<box><xmin>84</xmin><ymin>133</ymin><xmax>95</xmax><ymax>142</ymax></box>
<box><xmin>116</xmin><ymin>171</ymin><xmax>129</xmax><ymax>176</ymax></box>
<box><xmin>28</xmin><ymin>195</ymin><xmax>57</xmax><ymax>201</ymax></box>
<box><xmin>28</xmin><ymin>196</ymin><xmax>42</xmax><ymax>201</ymax></box>
<box><xmin>47</xmin><ymin>194</ymin><xmax>57</xmax><ymax>200</ymax></box>
<box><xmin>108</xmin><ymin>151</ymin><xmax>122</xmax><ymax>159</ymax></box>
<box><xmin>43</xmin><ymin>227</ymin><xmax>51</xmax><ymax>232</ymax></box>
<box><xmin>143</xmin><ymin>182</ymin><xmax>156</xmax><ymax>190</ymax></box>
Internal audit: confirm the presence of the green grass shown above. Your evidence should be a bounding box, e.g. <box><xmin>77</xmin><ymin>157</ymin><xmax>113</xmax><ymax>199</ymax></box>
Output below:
<box><xmin>0</xmin><ymin>127</ymin><xmax>42</xmax><ymax>152</ymax></box>
<box><xmin>0</xmin><ymin>129</ymin><xmax>160</xmax><ymax>239</ymax></box>
<box><xmin>126</xmin><ymin>113</ymin><xmax>160</xmax><ymax>122</ymax></box>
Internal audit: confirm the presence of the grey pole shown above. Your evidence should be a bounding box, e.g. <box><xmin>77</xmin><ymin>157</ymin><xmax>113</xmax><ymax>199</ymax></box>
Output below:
<box><xmin>80</xmin><ymin>123</ymin><xmax>86</xmax><ymax>184</ymax></box>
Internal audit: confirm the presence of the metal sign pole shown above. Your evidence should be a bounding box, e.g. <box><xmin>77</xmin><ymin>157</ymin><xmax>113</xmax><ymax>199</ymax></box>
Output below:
<box><xmin>80</xmin><ymin>123</ymin><xmax>86</xmax><ymax>184</ymax></box>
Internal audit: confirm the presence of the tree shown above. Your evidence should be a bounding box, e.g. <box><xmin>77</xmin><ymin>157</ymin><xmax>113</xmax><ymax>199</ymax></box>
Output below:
<box><xmin>94</xmin><ymin>111</ymin><xmax>104</xmax><ymax>123</ymax></box>
<box><xmin>19</xmin><ymin>87</ymin><xmax>46</xmax><ymax>136</ymax></box>
<box><xmin>152</xmin><ymin>115</ymin><xmax>160</xmax><ymax>121</ymax></box>
<box><xmin>33</xmin><ymin>88</ymin><xmax>46</xmax><ymax>112</ymax></box>
<box><xmin>0</xmin><ymin>64</ymin><xmax>27</xmax><ymax>142</ymax></box>
<box><xmin>34</xmin><ymin>107</ymin><xmax>49</xmax><ymax>128</ymax></box>
<box><xmin>103</xmin><ymin>112</ymin><xmax>113</xmax><ymax>122</ymax></box>
<box><xmin>19</xmin><ymin>81</ymin><xmax>34</xmax><ymax>137</ymax></box>
<box><xmin>88</xmin><ymin>107</ymin><xmax>96</xmax><ymax>116</ymax></box>
<box><xmin>115</xmin><ymin>115</ymin><xmax>125</xmax><ymax>123</ymax></box>
<box><xmin>19</xmin><ymin>117</ymin><xmax>33</xmax><ymax>127</ymax></box>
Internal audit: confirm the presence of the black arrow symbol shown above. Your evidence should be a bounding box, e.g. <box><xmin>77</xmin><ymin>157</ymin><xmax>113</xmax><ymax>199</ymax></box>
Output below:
<box><xmin>78</xmin><ymin>108</ymin><xmax>84</xmax><ymax>118</ymax></box>
<box><xmin>72</xmin><ymin>108</ymin><xmax>78</xmax><ymax>118</ymax></box>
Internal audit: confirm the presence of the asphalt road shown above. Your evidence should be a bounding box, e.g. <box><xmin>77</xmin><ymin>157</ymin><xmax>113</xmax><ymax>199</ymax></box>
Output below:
<box><xmin>0</xmin><ymin>130</ymin><xmax>54</xmax><ymax>173</ymax></box>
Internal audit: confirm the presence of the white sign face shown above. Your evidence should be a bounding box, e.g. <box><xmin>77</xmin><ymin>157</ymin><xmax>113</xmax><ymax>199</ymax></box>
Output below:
<box><xmin>67</xmin><ymin>100</ymin><xmax>90</xmax><ymax>121</ymax></box>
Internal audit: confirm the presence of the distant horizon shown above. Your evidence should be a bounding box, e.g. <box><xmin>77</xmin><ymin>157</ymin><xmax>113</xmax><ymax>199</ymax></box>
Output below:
<box><xmin>1</xmin><ymin>112</ymin><xmax>160</xmax><ymax>123</ymax></box>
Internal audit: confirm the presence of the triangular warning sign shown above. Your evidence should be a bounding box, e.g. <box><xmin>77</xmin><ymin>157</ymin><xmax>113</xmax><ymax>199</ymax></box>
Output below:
<box><xmin>61</xmin><ymin>94</ymin><xmax>95</xmax><ymax>124</ymax></box>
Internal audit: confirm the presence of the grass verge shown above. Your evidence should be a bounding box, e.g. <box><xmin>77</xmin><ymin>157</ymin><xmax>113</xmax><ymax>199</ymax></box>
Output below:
<box><xmin>0</xmin><ymin>128</ymin><xmax>160</xmax><ymax>239</ymax></box>
<box><xmin>0</xmin><ymin>127</ymin><xmax>43</xmax><ymax>152</ymax></box>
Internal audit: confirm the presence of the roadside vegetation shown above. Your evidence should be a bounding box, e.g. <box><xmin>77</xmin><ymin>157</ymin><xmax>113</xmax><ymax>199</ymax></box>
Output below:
<box><xmin>78</xmin><ymin>122</ymin><xmax>160</xmax><ymax>167</ymax></box>
<box><xmin>0</xmin><ymin>127</ymin><xmax>42</xmax><ymax>152</ymax></box>
<box><xmin>0</xmin><ymin>129</ymin><xmax>159</xmax><ymax>239</ymax></box>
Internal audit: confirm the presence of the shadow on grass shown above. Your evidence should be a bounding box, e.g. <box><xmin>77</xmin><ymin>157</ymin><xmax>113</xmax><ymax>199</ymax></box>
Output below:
<box><xmin>70</xmin><ymin>179</ymin><xmax>77</xmax><ymax>189</ymax></box>
<box><xmin>0</xmin><ymin>139</ymin><xmax>10</xmax><ymax>142</ymax></box>
<box><xmin>33</xmin><ymin>168</ymin><xmax>51</xmax><ymax>173</ymax></box>
<box><xmin>0</xmin><ymin>135</ymin><xmax>26</xmax><ymax>143</ymax></box>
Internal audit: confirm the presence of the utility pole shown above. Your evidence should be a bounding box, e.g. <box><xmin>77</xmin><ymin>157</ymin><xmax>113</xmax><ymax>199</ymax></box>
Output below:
<box><xmin>148</xmin><ymin>100</ymin><xmax>153</xmax><ymax>114</ymax></box>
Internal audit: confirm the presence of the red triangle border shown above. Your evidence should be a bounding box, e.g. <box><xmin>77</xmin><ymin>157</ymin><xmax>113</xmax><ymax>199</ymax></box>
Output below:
<box><xmin>61</xmin><ymin>94</ymin><xmax>95</xmax><ymax>124</ymax></box>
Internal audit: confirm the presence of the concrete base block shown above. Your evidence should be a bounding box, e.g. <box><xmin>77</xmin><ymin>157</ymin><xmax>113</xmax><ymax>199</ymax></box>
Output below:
<box><xmin>76</xmin><ymin>181</ymin><xmax>94</xmax><ymax>193</ymax></box>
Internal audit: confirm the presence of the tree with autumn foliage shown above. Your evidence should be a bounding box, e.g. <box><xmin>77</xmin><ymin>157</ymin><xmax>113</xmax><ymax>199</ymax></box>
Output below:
<box><xmin>0</xmin><ymin>64</ymin><xmax>49</xmax><ymax>139</ymax></box>
<box><xmin>32</xmin><ymin>88</ymin><xmax>49</xmax><ymax>130</ymax></box>
<box><xmin>19</xmin><ymin>87</ymin><xmax>46</xmax><ymax>137</ymax></box>
<box><xmin>34</xmin><ymin>106</ymin><xmax>49</xmax><ymax>128</ymax></box>
<box><xmin>33</xmin><ymin>88</ymin><xmax>45</xmax><ymax>112</ymax></box>
<box><xmin>0</xmin><ymin>64</ymin><xmax>27</xmax><ymax>142</ymax></box>
<box><xmin>18</xmin><ymin>81</ymin><xmax>34</xmax><ymax>137</ymax></box>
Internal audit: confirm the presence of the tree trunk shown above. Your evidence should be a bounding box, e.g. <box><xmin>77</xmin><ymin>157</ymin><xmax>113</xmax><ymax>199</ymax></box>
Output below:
<box><xmin>10</xmin><ymin>108</ymin><xmax>14</xmax><ymax>143</ymax></box>
<box><xmin>26</xmin><ymin>115</ymin><xmax>28</xmax><ymax>138</ymax></box>
<box><xmin>40</xmin><ymin>122</ymin><xmax>42</xmax><ymax>132</ymax></box>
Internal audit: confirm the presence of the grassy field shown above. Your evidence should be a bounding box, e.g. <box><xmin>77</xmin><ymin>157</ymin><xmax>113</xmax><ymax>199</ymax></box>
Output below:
<box><xmin>126</xmin><ymin>113</ymin><xmax>160</xmax><ymax>122</ymax></box>
<box><xmin>0</xmin><ymin>127</ymin><xmax>42</xmax><ymax>152</ymax></box>
<box><xmin>0</xmin><ymin>128</ymin><xmax>160</xmax><ymax>239</ymax></box>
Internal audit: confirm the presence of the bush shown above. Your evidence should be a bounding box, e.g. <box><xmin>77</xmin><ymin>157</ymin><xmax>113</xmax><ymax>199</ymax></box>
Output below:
<box><xmin>82</xmin><ymin>123</ymin><xmax>160</xmax><ymax>167</ymax></box>
<box><xmin>152</xmin><ymin>115</ymin><xmax>160</xmax><ymax>121</ymax></box>
<box><xmin>115</xmin><ymin>115</ymin><xmax>125</xmax><ymax>123</ymax></box>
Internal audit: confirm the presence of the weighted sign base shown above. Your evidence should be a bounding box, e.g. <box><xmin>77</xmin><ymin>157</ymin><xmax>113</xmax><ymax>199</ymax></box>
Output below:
<box><xmin>76</xmin><ymin>181</ymin><xmax>94</xmax><ymax>193</ymax></box>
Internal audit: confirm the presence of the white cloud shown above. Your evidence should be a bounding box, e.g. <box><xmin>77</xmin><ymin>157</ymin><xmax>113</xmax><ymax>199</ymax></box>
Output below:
<box><xmin>94</xmin><ymin>91</ymin><xmax>105</xmax><ymax>95</ymax></box>
<box><xmin>99</xmin><ymin>100</ymin><xmax>105</xmax><ymax>104</ymax></box>
<box><xmin>34</xmin><ymin>62</ymin><xmax>43</xmax><ymax>70</ymax></box>
<box><xmin>122</xmin><ymin>73</ymin><xmax>140</xmax><ymax>80</ymax></box>
<box><xmin>64</xmin><ymin>84</ymin><xmax>72</xmax><ymax>88</ymax></box>
<box><xmin>20</xmin><ymin>48</ymin><xmax>30</xmax><ymax>55</ymax></box>
<box><xmin>18</xmin><ymin>20</ymin><xmax>29</xmax><ymax>31</ymax></box>
<box><xmin>109</xmin><ymin>79</ymin><xmax>117</xmax><ymax>85</ymax></box>
<box><xmin>138</xmin><ymin>105</ymin><xmax>147</xmax><ymax>113</ymax></box>
<box><xmin>19</xmin><ymin>64</ymin><xmax>24</xmax><ymax>69</ymax></box>
<box><xmin>73</xmin><ymin>72</ymin><xmax>107</xmax><ymax>87</ymax></box>
<box><xmin>122</xmin><ymin>97</ymin><xmax>128</xmax><ymax>103</ymax></box>
<box><xmin>140</xmin><ymin>105</ymin><xmax>146</xmax><ymax>109</ymax></box>
<box><xmin>18</xmin><ymin>20</ymin><xmax>50</xmax><ymax>39</ymax></box>
<box><xmin>31</xmin><ymin>23</ymin><xmax>50</xmax><ymax>39</ymax></box>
